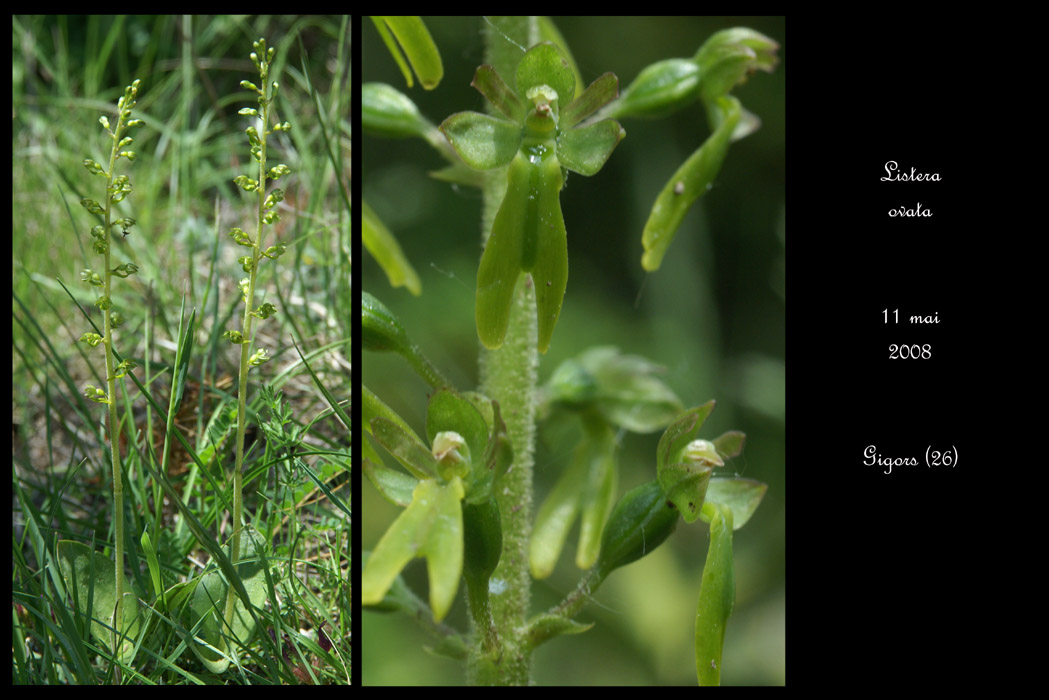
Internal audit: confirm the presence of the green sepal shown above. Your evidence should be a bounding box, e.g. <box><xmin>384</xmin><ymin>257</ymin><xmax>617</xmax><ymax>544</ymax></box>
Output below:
<box><xmin>361</xmin><ymin>476</ymin><xmax>465</xmax><ymax>622</ymax></box>
<box><xmin>362</xmin><ymin>200</ymin><xmax>422</xmax><ymax>296</ymax></box>
<box><xmin>79</xmin><ymin>332</ymin><xmax>103</xmax><ymax>347</ymax></box>
<box><xmin>471</xmin><ymin>64</ymin><xmax>524</xmax><ymax>123</ymax></box>
<box><xmin>640</xmin><ymin>96</ymin><xmax>741</xmax><ymax>272</ymax></box>
<box><xmin>55</xmin><ymin>540</ymin><xmax>141</xmax><ymax>665</ymax></box>
<box><xmin>515</xmin><ymin>43</ymin><xmax>575</xmax><ymax>111</ymax></box>
<box><xmin>556</xmin><ymin>119</ymin><xmax>625</xmax><ymax>176</ymax></box>
<box><xmin>362</xmin><ymin>82</ymin><xmax>435</xmax><ymax>139</ymax></box>
<box><xmin>695</xmin><ymin>503</ymin><xmax>734</xmax><ymax>686</ymax></box>
<box><xmin>80</xmin><ymin>198</ymin><xmax>104</xmax><ymax>215</ymax></box>
<box><xmin>439</xmin><ymin>111</ymin><xmax>521</xmax><ymax>170</ymax></box>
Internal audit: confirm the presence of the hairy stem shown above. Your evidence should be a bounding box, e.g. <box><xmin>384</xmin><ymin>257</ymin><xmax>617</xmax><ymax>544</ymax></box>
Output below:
<box><xmin>469</xmin><ymin>15</ymin><xmax>540</xmax><ymax>687</ymax></box>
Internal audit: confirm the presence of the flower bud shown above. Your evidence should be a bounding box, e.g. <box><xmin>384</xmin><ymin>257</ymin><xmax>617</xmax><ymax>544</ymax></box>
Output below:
<box><xmin>611</xmin><ymin>58</ymin><xmax>701</xmax><ymax>119</ymax></box>
<box><xmin>362</xmin><ymin>82</ymin><xmax>434</xmax><ymax>139</ymax></box>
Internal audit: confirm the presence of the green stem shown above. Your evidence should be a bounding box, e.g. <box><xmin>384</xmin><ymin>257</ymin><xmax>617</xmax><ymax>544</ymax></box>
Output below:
<box><xmin>469</xmin><ymin>15</ymin><xmax>540</xmax><ymax>687</ymax></box>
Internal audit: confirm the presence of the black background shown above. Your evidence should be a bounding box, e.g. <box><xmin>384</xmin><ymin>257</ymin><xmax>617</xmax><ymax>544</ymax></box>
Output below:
<box><xmin>788</xmin><ymin>17</ymin><xmax>1015</xmax><ymax>683</ymax></box>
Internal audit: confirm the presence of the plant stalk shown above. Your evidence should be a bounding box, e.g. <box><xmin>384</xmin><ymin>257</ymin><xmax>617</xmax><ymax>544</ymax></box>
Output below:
<box><xmin>103</xmin><ymin>106</ymin><xmax>126</xmax><ymax>683</ymax></box>
<box><xmin>469</xmin><ymin>15</ymin><xmax>540</xmax><ymax>687</ymax></box>
<box><xmin>222</xmin><ymin>63</ymin><xmax>271</xmax><ymax>636</ymax></box>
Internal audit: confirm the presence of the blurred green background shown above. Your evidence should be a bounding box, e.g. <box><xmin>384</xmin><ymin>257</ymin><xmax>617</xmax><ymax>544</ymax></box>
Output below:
<box><xmin>363</xmin><ymin>17</ymin><xmax>784</xmax><ymax>685</ymax></box>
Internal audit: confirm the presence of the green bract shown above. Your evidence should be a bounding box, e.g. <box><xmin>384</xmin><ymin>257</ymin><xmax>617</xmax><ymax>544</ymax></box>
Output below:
<box><xmin>440</xmin><ymin>42</ymin><xmax>625</xmax><ymax>354</ymax></box>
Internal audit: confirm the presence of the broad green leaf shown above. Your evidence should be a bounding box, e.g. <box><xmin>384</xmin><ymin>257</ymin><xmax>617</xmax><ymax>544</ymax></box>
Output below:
<box><xmin>56</xmin><ymin>540</ymin><xmax>140</xmax><ymax>665</ymax></box>
<box><xmin>641</xmin><ymin>96</ymin><xmax>741</xmax><ymax>272</ymax></box>
<box><xmin>696</xmin><ymin>504</ymin><xmax>734</xmax><ymax>686</ymax></box>
<box><xmin>556</xmin><ymin>119</ymin><xmax>625</xmax><ymax>176</ymax></box>
<box><xmin>182</xmin><ymin>526</ymin><xmax>269</xmax><ymax>673</ymax></box>
<box><xmin>515</xmin><ymin>43</ymin><xmax>575</xmax><ymax>113</ymax></box>
<box><xmin>363</xmin><ymin>199</ymin><xmax>422</xmax><ymax>295</ymax></box>
<box><xmin>362</xmin><ymin>82</ymin><xmax>434</xmax><ymax>139</ymax></box>
<box><xmin>560</xmin><ymin>72</ymin><xmax>619</xmax><ymax>128</ymax></box>
<box><xmin>703</xmin><ymin>478</ymin><xmax>767</xmax><ymax>530</ymax></box>
<box><xmin>471</xmin><ymin>64</ymin><xmax>524</xmax><ymax>123</ymax></box>
<box><xmin>362</xmin><ymin>477</ymin><xmax>465</xmax><ymax>622</ymax></box>
<box><xmin>372</xmin><ymin>16</ymin><xmax>444</xmax><ymax>90</ymax></box>
<box><xmin>440</xmin><ymin>111</ymin><xmax>521</xmax><ymax>170</ymax></box>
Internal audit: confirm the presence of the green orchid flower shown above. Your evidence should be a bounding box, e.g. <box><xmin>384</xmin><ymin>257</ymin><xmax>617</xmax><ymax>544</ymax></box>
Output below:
<box><xmin>363</xmin><ymin>388</ymin><xmax>512</xmax><ymax>622</ymax></box>
<box><xmin>440</xmin><ymin>42</ymin><xmax>625</xmax><ymax>354</ymax></box>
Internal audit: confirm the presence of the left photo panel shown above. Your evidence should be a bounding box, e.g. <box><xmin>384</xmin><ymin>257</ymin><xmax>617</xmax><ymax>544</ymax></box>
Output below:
<box><xmin>12</xmin><ymin>15</ymin><xmax>351</xmax><ymax>684</ymax></box>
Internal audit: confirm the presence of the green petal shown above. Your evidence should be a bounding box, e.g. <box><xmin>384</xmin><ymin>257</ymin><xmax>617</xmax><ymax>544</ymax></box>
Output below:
<box><xmin>440</xmin><ymin>111</ymin><xmax>522</xmax><ymax>170</ymax></box>
<box><xmin>515</xmin><ymin>42</ymin><xmax>576</xmax><ymax>111</ymax></box>
<box><xmin>556</xmin><ymin>119</ymin><xmax>625</xmax><ymax>176</ymax></box>
<box><xmin>472</xmin><ymin>65</ymin><xmax>524</xmax><ymax>123</ymax></box>
<box><xmin>561</xmin><ymin>72</ymin><xmax>619</xmax><ymax>128</ymax></box>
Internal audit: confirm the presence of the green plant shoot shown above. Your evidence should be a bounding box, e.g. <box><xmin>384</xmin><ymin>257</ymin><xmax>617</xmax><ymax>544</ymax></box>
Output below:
<box><xmin>74</xmin><ymin>79</ymin><xmax>144</xmax><ymax>670</ymax></box>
